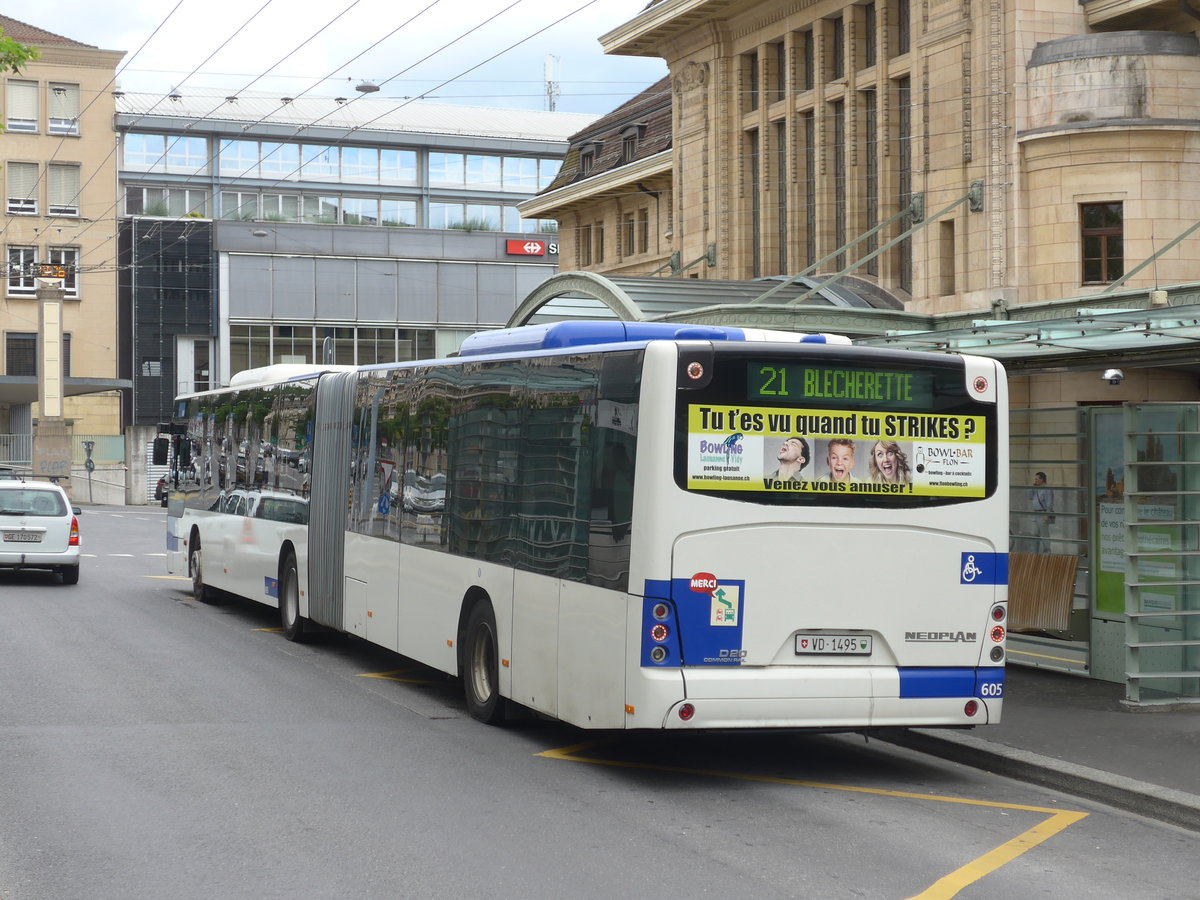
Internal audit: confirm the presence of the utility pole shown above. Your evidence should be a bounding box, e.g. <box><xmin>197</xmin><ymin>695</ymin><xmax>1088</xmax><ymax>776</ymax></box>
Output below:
<box><xmin>33</xmin><ymin>265</ymin><xmax>72</xmax><ymax>488</ymax></box>
<box><xmin>544</xmin><ymin>55</ymin><xmax>560</xmax><ymax>112</ymax></box>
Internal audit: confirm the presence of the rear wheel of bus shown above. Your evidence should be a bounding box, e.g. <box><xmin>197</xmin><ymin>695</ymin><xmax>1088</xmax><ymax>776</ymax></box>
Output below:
<box><xmin>464</xmin><ymin>601</ymin><xmax>504</xmax><ymax>724</ymax></box>
<box><xmin>279</xmin><ymin>551</ymin><xmax>306</xmax><ymax>642</ymax></box>
<box><xmin>189</xmin><ymin>533</ymin><xmax>218</xmax><ymax>604</ymax></box>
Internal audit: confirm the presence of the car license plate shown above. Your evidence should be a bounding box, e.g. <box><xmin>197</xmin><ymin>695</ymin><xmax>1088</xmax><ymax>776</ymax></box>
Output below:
<box><xmin>795</xmin><ymin>634</ymin><xmax>872</xmax><ymax>655</ymax></box>
<box><xmin>3</xmin><ymin>531</ymin><xmax>41</xmax><ymax>543</ymax></box>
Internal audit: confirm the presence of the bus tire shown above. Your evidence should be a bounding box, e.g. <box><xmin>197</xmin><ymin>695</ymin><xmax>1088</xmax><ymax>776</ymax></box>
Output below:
<box><xmin>190</xmin><ymin>536</ymin><xmax>218</xmax><ymax>604</ymax></box>
<box><xmin>279</xmin><ymin>551</ymin><xmax>306</xmax><ymax>642</ymax></box>
<box><xmin>464</xmin><ymin>601</ymin><xmax>504</xmax><ymax>725</ymax></box>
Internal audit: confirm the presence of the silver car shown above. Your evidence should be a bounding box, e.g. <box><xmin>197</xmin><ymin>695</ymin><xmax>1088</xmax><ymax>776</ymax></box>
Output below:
<box><xmin>0</xmin><ymin>482</ymin><xmax>81</xmax><ymax>584</ymax></box>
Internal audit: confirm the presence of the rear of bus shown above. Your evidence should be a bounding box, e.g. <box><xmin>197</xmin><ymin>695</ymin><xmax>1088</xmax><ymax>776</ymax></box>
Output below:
<box><xmin>628</xmin><ymin>339</ymin><xmax>1007</xmax><ymax>730</ymax></box>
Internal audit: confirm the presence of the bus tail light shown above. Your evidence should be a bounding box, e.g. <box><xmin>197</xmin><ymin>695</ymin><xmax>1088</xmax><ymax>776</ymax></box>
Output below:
<box><xmin>964</xmin><ymin>700</ymin><xmax>979</xmax><ymax>717</ymax></box>
<box><xmin>643</xmin><ymin>598</ymin><xmax>680</xmax><ymax>666</ymax></box>
<box><xmin>69</xmin><ymin>517</ymin><xmax>79</xmax><ymax>546</ymax></box>
<box><xmin>991</xmin><ymin>604</ymin><xmax>1005</xmax><ymax>621</ymax></box>
<box><xmin>990</xmin><ymin>625</ymin><xmax>1005</xmax><ymax>642</ymax></box>
<box><xmin>990</xmin><ymin>646</ymin><xmax>1005</xmax><ymax>662</ymax></box>
<box><xmin>678</xmin><ymin>703</ymin><xmax>695</xmax><ymax>721</ymax></box>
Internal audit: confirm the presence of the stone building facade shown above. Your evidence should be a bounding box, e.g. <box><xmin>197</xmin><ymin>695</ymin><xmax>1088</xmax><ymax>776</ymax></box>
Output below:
<box><xmin>0</xmin><ymin>16</ymin><xmax>126</xmax><ymax>444</ymax></box>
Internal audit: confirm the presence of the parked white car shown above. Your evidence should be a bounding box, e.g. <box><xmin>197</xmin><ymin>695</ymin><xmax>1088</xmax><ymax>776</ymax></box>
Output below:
<box><xmin>0</xmin><ymin>481</ymin><xmax>81</xmax><ymax>584</ymax></box>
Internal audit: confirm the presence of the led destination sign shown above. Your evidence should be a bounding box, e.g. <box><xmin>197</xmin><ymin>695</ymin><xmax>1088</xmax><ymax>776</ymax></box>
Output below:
<box><xmin>750</xmin><ymin>364</ymin><xmax>934</xmax><ymax>409</ymax></box>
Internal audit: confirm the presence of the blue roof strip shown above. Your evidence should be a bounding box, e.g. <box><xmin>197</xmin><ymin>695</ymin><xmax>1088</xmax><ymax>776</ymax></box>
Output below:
<box><xmin>458</xmin><ymin>321</ymin><xmax>849</xmax><ymax>356</ymax></box>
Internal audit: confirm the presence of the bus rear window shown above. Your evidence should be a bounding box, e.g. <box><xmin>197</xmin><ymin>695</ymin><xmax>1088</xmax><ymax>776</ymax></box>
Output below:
<box><xmin>674</xmin><ymin>347</ymin><xmax>998</xmax><ymax>507</ymax></box>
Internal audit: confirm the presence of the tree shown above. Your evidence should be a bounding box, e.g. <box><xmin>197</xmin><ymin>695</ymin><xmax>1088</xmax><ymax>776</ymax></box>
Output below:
<box><xmin>0</xmin><ymin>28</ymin><xmax>39</xmax><ymax>75</ymax></box>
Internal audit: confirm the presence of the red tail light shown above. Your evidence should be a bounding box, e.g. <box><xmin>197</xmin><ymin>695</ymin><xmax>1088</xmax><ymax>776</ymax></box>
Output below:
<box><xmin>69</xmin><ymin>517</ymin><xmax>79</xmax><ymax>546</ymax></box>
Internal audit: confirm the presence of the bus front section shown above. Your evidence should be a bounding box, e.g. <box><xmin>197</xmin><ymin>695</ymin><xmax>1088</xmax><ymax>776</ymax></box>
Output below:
<box><xmin>629</xmin><ymin>340</ymin><xmax>1007</xmax><ymax>730</ymax></box>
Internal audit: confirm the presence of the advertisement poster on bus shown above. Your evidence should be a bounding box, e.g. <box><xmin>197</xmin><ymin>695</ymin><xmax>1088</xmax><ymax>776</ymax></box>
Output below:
<box><xmin>685</xmin><ymin>404</ymin><xmax>987</xmax><ymax>498</ymax></box>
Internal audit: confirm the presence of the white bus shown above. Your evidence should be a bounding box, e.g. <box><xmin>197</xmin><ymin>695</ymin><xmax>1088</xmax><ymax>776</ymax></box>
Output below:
<box><xmin>166</xmin><ymin>321</ymin><xmax>1008</xmax><ymax>730</ymax></box>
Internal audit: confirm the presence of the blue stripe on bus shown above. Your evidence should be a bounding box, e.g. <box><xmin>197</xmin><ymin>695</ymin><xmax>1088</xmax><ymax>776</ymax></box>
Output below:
<box><xmin>264</xmin><ymin>577</ymin><xmax>279</xmax><ymax>600</ymax></box>
<box><xmin>899</xmin><ymin>667</ymin><xmax>1005</xmax><ymax>699</ymax></box>
<box><xmin>960</xmin><ymin>552</ymin><xmax>1008</xmax><ymax>585</ymax></box>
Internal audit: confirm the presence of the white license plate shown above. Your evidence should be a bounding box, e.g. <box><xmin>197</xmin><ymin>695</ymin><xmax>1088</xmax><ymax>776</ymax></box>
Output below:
<box><xmin>3</xmin><ymin>531</ymin><xmax>42</xmax><ymax>543</ymax></box>
<box><xmin>795</xmin><ymin>634</ymin><xmax>872</xmax><ymax>655</ymax></box>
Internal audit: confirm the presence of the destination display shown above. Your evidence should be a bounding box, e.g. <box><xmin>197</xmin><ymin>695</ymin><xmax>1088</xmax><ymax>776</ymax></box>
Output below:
<box><xmin>749</xmin><ymin>363</ymin><xmax>936</xmax><ymax>410</ymax></box>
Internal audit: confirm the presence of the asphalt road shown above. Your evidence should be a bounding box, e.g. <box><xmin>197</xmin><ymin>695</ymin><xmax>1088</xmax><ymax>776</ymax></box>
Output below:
<box><xmin>0</xmin><ymin>506</ymin><xmax>1195</xmax><ymax>899</ymax></box>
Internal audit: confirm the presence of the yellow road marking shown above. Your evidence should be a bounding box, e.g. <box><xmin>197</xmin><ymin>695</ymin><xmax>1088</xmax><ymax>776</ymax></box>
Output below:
<box><xmin>539</xmin><ymin>741</ymin><xmax>1088</xmax><ymax>900</ymax></box>
<box><xmin>1006</xmin><ymin>647</ymin><xmax>1088</xmax><ymax>666</ymax></box>
<box><xmin>358</xmin><ymin>668</ymin><xmax>440</xmax><ymax>686</ymax></box>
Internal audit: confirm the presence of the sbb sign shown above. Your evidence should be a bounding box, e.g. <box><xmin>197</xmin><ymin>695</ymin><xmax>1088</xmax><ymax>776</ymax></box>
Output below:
<box><xmin>506</xmin><ymin>240</ymin><xmax>559</xmax><ymax>256</ymax></box>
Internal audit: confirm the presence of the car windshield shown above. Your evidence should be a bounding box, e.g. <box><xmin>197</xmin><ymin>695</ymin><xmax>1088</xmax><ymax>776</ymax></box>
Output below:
<box><xmin>0</xmin><ymin>489</ymin><xmax>66</xmax><ymax>516</ymax></box>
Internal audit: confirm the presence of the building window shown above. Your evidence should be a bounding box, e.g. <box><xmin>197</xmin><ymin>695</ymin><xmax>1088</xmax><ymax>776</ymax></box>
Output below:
<box><xmin>380</xmin><ymin>149</ymin><xmax>418</xmax><ymax>184</ymax></box>
<box><xmin>429</xmin><ymin>152</ymin><xmax>466</xmax><ymax>186</ymax></box>
<box><xmin>1081</xmin><ymin>202</ymin><xmax>1124</xmax><ymax>284</ymax></box>
<box><xmin>342</xmin><ymin>197</ymin><xmax>380</xmax><ymax>225</ymax></box>
<box><xmin>124</xmin><ymin>133</ymin><xmax>168</xmax><ymax>172</ymax></box>
<box><xmin>862</xmin><ymin>3</ymin><xmax>877</xmax><ymax>69</ymax></box>
<box><xmin>637</xmin><ymin>207</ymin><xmax>649</xmax><ymax>254</ymax></box>
<box><xmin>830</xmin><ymin>17</ymin><xmax>845</xmax><ymax>79</ymax></box>
<box><xmin>302</xmin><ymin>145</ymin><xmax>339</xmax><ymax>181</ymax></box>
<box><xmin>6</xmin><ymin>246</ymin><xmax>37</xmax><ymax>296</ymax></box>
<box><xmin>341</xmin><ymin>147</ymin><xmax>380</xmax><ymax>183</ymax></box>
<box><xmin>381</xmin><ymin>199</ymin><xmax>417</xmax><ymax>227</ymax></box>
<box><xmin>48</xmin><ymin>164</ymin><xmax>80</xmax><ymax>216</ymax></box>
<box><xmin>48</xmin><ymin>83</ymin><xmax>80</xmax><ymax>135</ymax></box>
<box><xmin>47</xmin><ymin>247</ymin><xmax>79</xmax><ymax>298</ymax></box>
<box><xmin>579</xmin><ymin>149</ymin><xmax>595</xmax><ymax>177</ymax></box>
<box><xmin>5</xmin><ymin>332</ymin><xmax>71</xmax><ymax>376</ymax></box>
<box><xmin>622</xmin><ymin>135</ymin><xmax>637</xmax><ymax>164</ymax></box>
<box><xmin>772</xmin><ymin>42</ymin><xmax>787</xmax><ymax>103</ymax></box>
<box><xmin>579</xmin><ymin>224</ymin><xmax>593</xmax><ymax>267</ymax></box>
<box><xmin>467</xmin><ymin>155</ymin><xmax>503</xmax><ymax>190</ymax></box>
<box><xmin>622</xmin><ymin>213</ymin><xmax>635</xmax><ymax>257</ymax></box>
<box><xmin>260</xmin><ymin>142</ymin><xmax>301</xmax><ymax>180</ymax></box>
<box><xmin>6</xmin><ymin>80</ymin><xmax>37</xmax><ymax>133</ymax></box>
<box><xmin>129</xmin><ymin>186</ymin><xmax>208</xmax><ymax>217</ymax></box>
<box><xmin>220</xmin><ymin>192</ymin><xmax>259</xmax><ymax>220</ymax></box>
<box><xmin>166</xmin><ymin>135</ymin><xmax>208</xmax><ymax>173</ymax></box>
<box><xmin>799</xmin><ymin>30</ymin><xmax>814</xmax><ymax>91</ymax></box>
<box><xmin>6</xmin><ymin>162</ymin><xmax>37</xmax><ymax>215</ymax></box>
<box><xmin>748</xmin><ymin>128</ymin><xmax>761</xmax><ymax>275</ymax></box>
<box><xmin>593</xmin><ymin>222</ymin><xmax>605</xmax><ymax>263</ymax></box>
<box><xmin>743</xmin><ymin>51</ymin><xmax>760</xmax><ymax>112</ymax></box>
<box><xmin>890</xmin><ymin>0</ymin><xmax>910</xmax><ymax>57</ymax></box>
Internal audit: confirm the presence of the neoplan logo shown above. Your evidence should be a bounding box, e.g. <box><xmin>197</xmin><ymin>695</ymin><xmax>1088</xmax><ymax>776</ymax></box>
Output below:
<box><xmin>905</xmin><ymin>631</ymin><xmax>977</xmax><ymax>642</ymax></box>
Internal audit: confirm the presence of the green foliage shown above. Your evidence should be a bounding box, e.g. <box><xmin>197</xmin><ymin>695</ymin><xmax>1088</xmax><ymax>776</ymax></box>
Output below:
<box><xmin>449</xmin><ymin>217</ymin><xmax>497</xmax><ymax>232</ymax></box>
<box><xmin>0</xmin><ymin>29</ymin><xmax>39</xmax><ymax>75</ymax></box>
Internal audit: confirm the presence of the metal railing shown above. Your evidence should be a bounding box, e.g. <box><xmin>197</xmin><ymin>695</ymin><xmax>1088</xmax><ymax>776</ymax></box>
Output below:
<box><xmin>0</xmin><ymin>434</ymin><xmax>126</xmax><ymax>466</ymax></box>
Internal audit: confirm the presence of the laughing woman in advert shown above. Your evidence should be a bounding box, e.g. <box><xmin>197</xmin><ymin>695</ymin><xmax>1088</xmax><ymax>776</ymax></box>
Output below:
<box><xmin>868</xmin><ymin>440</ymin><xmax>912</xmax><ymax>484</ymax></box>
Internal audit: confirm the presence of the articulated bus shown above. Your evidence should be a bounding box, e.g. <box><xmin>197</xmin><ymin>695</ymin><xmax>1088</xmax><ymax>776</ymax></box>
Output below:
<box><xmin>165</xmin><ymin>321</ymin><xmax>1008</xmax><ymax>730</ymax></box>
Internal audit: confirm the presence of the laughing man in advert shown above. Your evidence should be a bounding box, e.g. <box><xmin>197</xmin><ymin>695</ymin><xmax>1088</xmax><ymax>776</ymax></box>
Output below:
<box><xmin>768</xmin><ymin>436</ymin><xmax>809</xmax><ymax>480</ymax></box>
<box><xmin>825</xmin><ymin>438</ymin><xmax>858</xmax><ymax>482</ymax></box>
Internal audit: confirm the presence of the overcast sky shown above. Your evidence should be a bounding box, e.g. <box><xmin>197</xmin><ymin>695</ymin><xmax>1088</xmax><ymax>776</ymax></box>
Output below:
<box><xmin>8</xmin><ymin>0</ymin><xmax>667</xmax><ymax>115</ymax></box>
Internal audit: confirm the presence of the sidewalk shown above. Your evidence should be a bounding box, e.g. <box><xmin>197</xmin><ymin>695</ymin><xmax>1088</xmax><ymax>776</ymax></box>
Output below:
<box><xmin>879</xmin><ymin>666</ymin><xmax>1200</xmax><ymax>831</ymax></box>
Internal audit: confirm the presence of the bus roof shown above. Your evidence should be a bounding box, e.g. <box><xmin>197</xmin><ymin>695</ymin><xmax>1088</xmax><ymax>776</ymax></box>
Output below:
<box><xmin>456</xmin><ymin>321</ymin><xmax>851</xmax><ymax>357</ymax></box>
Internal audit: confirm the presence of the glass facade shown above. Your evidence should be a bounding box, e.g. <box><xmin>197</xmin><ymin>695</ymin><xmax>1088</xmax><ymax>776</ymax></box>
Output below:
<box><xmin>125</xmin><ymin>133</ymin><xmax>558</xmax><ymax>231</ymax></box>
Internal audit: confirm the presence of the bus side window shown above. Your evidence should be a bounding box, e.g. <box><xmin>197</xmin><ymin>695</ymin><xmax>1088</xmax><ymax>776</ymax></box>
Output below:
<box><xmin>599</xmin><ymin>442</ymin><xmax>634</xmax><ymax>542</ymax></box>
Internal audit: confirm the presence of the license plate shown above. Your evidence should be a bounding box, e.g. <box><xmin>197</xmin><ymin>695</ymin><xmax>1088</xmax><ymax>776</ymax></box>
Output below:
<box><xmin>795</xmin><ymin>634</ymin><xmax>872</xmax><ymax>655</ymax></box>
<box><xmin>3</xmin><ymin>532</ymin><xmax>41</xmax><ymax>543</ymax></box>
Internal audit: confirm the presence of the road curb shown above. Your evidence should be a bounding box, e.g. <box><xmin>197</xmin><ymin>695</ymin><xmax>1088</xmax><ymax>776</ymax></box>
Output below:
<box><xmin>876</xmin><ymin>727</ymin><xmax>1200</xmax><ymax>833</ymax></box>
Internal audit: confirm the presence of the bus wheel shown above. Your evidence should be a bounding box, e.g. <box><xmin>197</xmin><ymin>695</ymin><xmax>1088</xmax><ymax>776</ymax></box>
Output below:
<box><xmin>190</xmin><ymin>539</ymin><xmax>217</xmax><ymax>604</ymax></box>
<box><xmin>279</xmin><ymin>552</ymin><xmax>306</xmax><ymax>642</ymax></box>
<box><xmin>464</xmin><ymin>601</ymin><xmax>504</xmax><ymax>725</ymax></box>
